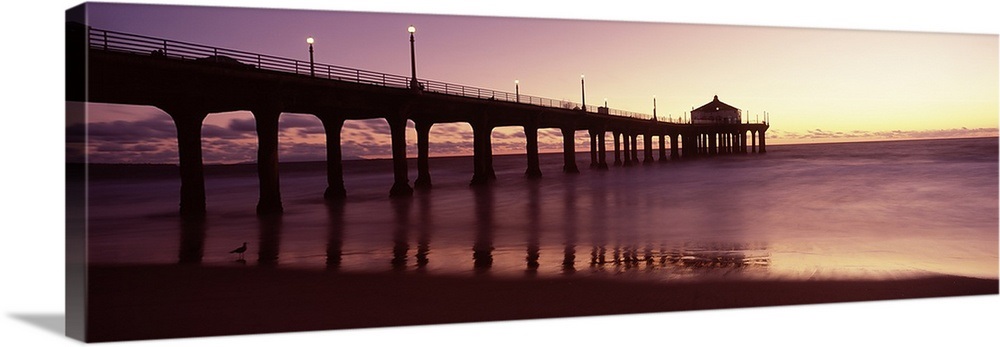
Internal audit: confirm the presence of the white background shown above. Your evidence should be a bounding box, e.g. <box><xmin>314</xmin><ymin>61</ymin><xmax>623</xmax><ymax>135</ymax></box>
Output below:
<box><xmin>1</xmin><ymin>0</ymin><xmax>997</xmax><ymax>346</ymax></box>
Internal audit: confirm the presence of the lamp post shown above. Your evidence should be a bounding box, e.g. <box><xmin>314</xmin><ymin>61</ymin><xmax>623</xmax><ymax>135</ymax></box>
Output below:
<box><xmin>515</xmin><ymin>79</ymin><xmax>519</xmax><ymax>103</ymax></box>
<box><xmin>653</xmin><ymin>95</ymin><xmax>657</xmax><ymax>121</ymax></box>
<box><xmin>408</xmin><ymin>25</ymin><xmax>418</xmax><ymax>90</ymax></box>
<box><xmin>306</xmin><ymin>37</ymin><xmax>315</xmax><ymax>77</ymax></box>
<box><xmin>604</xmin><ymin>98</ymin><xmax>608</xmax><ymax>108</ymax></box>
<box><xmin>580</xmin><ymin>74</ymin><xmax>586</xmax><ymax>112</ymax></box>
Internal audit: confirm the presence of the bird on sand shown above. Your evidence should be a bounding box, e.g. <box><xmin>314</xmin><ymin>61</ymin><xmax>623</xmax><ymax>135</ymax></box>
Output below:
<box><xmin>230</xmin><ymin>242</ymin><xmax>248</xmax><ymax>260</ymax></box>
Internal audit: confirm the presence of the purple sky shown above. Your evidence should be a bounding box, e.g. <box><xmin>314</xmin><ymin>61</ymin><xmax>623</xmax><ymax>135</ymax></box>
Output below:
<box><xmin>71</xmin><ymin>2</ymin><xmax>998</xmax><ymax>163</ymax></box>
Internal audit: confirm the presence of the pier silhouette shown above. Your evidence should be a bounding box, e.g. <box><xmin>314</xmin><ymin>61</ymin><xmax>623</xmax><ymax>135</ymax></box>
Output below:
<box><xmin>68</xmin><ymin>22</ymin><xmax>769</xmax><ymax>217</ymax></box>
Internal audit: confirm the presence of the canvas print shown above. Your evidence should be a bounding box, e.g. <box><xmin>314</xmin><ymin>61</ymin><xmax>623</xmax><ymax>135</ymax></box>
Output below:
<box><xmin>65</xmin><ymin>2</ymin><xmax>998</xmax><ymax>342</ymax></box>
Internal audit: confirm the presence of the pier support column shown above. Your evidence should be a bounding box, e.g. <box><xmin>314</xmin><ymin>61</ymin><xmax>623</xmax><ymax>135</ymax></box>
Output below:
<box><xmin>588</xmin><ymin>129</ymin><xmax>598</xmax><ymax>168</ymax></box>
<box><xmin>745</xmin><ymin>132</ymin><xmax>751</xmax><ymax>153</ymax></box>
<box><xmin>414</xmin><ymin>121</ymin><xmax>433</xmax><ymax>190</ymax></box>
<box><xmin>752</xmin><ymin>130</ymin><xmax>757</xmax><ymax>153</ymax></box>
<box><xmin>166</xmin><ymin>108</ymin><xmax>208</xmax><ymax>216</ymax></box>
<box><xmin>471</xmin><ymin>122</ymin><xmax>496</xmax><ymax>184</ymax></box>
<box><xmin>709</xmin><ymin>133</ymin><xmax>718</xmax><ymax>155</ymax></box>
<box><xmin>612</xmin><ymin>131</ymin><xmax>622</xmax><ymax>166</ymax></box>
<box><xmin>681</xmin><ymin>133</ymin><xmax>691</xmax><ymax>158</ymax></box>
<box><xmin>631</xmin><ymin>134</ymin><xmax>639</xmax><ymax>162</ymax></box>
<box><xmin>658</xmin><ymin>135</ymin><xmax>667</xmax><ymax>162</ymax></box>
<box><xmin>622</xmin><ymin>132</ymin><xmax>632</xmax><ymax>167</ymax></box>
<box><xmin>485</xmin><ymin>129</ymin><xmax>496</xmax><ymax>181</ymax></box>
<box><xmin>524</xmin><ymin>124</ymin><xmax>542</xmax><ymax>178</ymax></box>
<box><xmin>254</xmin><ymin>109</ymin><xmax>283</xmax><ymax>215</ymax></box>
<box><xmin>321</xmin><ymin>117</ymin><xmax>347</xmax><ymax>199</ymax></box>
<box><xmin>741</xmin><ymin>131</ymin><xmax>748</xmax><ymax>153</ymax></box>
<box><xmin>562</xmin><ymin>127</ymin><xmax>579</xmax><ymax>173</ymax></box>
<box><xmin>670</xmin><ymin>134</ymin><xmax>680</xmax><ymax>160</ymax></box>
<box><xmin>388</xmin><ymin>113</ymin><xmax>413</xmax><ymax>196</ymax></box>
<box><xmin>597</xmin><ymin>131</ymin><xmax>608</xmax><ymax>169</ymax></box>
<box><xmin>759</xmin><ymin>130</ymin><xmax>767</xmax><ymax>153</ymax></box>
<box><xmin>643</xmin><ymin>133</ymin><xmax>654</xmax><ymax>164</ymax></box>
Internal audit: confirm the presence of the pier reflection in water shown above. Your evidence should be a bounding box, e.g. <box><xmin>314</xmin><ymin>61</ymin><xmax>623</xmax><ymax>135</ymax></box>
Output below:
<box><xmin>177</xmin><ymin>215</ymin><xmax>206</xmax><ymax>264</ymax></box>
<box><xmin>257</xmin><ymin>214</ymin><xmax>282</xmax><ymax>266</ymax></box>
<box><xmin>167</xmin><ymin>177</ymin><xmax>771</xmax><ymax>280</ymax></box>
<box><xmin>325</xmin><ymin>199</ymin><xmax>345</xmax><ymax>269</ymax></box>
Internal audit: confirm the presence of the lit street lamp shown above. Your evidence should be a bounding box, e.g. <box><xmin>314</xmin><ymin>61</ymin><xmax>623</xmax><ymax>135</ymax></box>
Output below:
<box><xmin>306</xmin><ymin>37</ymin><xmax>315</xmax><ymax>77</ymax></box>
<box><xmin>580</xmin><ymin>74</ymin><xmax>586</xmax><ymax>112</ymax></box>
<box><xmin>408</xmin><ymin>25</ymin><xmax>419</xmax><ymax>90</ymax></box>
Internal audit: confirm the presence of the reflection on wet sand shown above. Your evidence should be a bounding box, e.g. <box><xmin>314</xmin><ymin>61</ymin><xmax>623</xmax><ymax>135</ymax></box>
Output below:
<box><xmin>588</xmin><ymin>178</ymin><xmax>608</xmax><ymax>267</ymax></box>
<box><xmin>562</xmin><ymin>177</ymin><xmax>577</xmax><ymax>274</ymax></box>
<box><xmin>472</xmin><ymin>185</ymin><xmax>494</xmax><ymax>272</ymax></box>
<box><xmin>390</xmin><ymin>197</ymin><xmax>411</xmax><ymax>270</ymax></box>
<box><xmin>170</xmin><ymin>183</ymin><xmax>770</xmax><ymax>277</ymax></box>
<box><xmin>525</xmin><ymin>181</ymin><xmax>541</xmax><ymax>273</ymax></box>
<box><xmin>587</xmin><ymin>244</ymin><xmax>771</xmax><ymax>271</ymax></box>
<box><xmin>177</xmin><ymin>215</ymin><xmax>206</xmax><ymax>264</ymax></box>
<box><xmin>257</xmin><ymin>214</ymin><xmax>282</xmax><ymax>266</ymax></box>
<box><xmin>325</xmin><ymin>199</ymin><xmax>345</xmax><ymax>269</ymax></box>
<box><xmin>415</xmin><ymin>192</ymin><xmax>432</xmax><ymax>269</ymax></box>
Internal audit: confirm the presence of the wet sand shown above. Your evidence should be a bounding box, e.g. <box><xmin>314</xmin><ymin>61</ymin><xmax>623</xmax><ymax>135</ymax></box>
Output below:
<box><xmin>85</xmin><ymin>265</ymin><xmax>997</xmax><ymax>342</ymax></box>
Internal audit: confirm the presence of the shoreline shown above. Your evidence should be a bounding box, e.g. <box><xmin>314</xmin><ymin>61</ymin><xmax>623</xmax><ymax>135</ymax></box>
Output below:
<box><xmin>85</xmin><ymin>264</ymin><xmax>998</xmax><ymax>342</ymax></box>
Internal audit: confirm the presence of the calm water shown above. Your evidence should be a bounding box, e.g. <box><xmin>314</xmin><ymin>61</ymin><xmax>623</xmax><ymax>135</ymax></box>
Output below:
<box><xmin>86</xmin><ymin>137</ymin><xmax>999</xmax><ymax>281</ymax></box>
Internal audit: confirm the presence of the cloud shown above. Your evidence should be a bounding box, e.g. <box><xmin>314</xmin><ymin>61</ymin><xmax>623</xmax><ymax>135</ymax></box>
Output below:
<box><xmin>342</xmin><ymin>122</ymin><xmax>368</xmax><ymax>130</ymax></box>
<box><xmin>204</xmin><ymin>123</ymin><xmax>253</xmax><ymax>139</ymax></box>
<box><xmin>202</xmin><ymin>141</ymin><xmax>256</xmax><ymax>163</ymax></box>
<box><xmin>95</xmin><ymin>143</ymin><xmax>129</xmax><ymax>152</ymax></box>
<box><xmin>539</xmin><ymin>128</ymin><xmax>563</xmax><ymax>139</ymax></box>
<box><xmin>280</xmin><ymin>114</ymin><xmax>322</xmax><ymax>128</ymax></box>
<box><xmin>275</xmin><ymin>116</ymin><xmax>328</xmax><ymax>139</ymax></box>
<box><xmin>491</xmin><ymin>131</ymin><xmax>515</xmax><ymax>140</ymax></box>
<box><xmin>84</xmin><ymin>118</ymin><xmax>177</xmax><ymax>143</ymax></box>
<box><xmin>228</xmin><ymin>118</ymin><xmax>257</xmax><ymax>132</ymax></box>
<box><xmin>366</xmin><ymin>120</ymin><xmax>392</xmax><ymax>136</ymax></box>
<box><xmin>132</xmin><ymin>144</ymin><xmax>160</xmax><ymax>152</ymax></box>
<box><xmin>342</xmin><ymin>139</ymin><xmax>392</xmax><ymax>159</ymax></box>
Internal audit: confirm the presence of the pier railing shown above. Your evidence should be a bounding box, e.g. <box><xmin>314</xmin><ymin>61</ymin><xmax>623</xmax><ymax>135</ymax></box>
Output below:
<box><xmin>87</xmin><ymin>27</ymin><xmax>665</xmax><ymax>122</ymax></box>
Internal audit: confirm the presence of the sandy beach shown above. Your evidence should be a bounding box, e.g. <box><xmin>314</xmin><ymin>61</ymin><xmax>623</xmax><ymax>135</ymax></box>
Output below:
<box><xmin>85</xmin><ymin>264</ymin><xmax>997</xmax><ymax>342</ymax></box>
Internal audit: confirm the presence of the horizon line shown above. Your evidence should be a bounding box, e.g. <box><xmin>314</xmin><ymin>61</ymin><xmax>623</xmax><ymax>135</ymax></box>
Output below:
<box><xmin>77</xmin><ymin>135</ymin><xmax>997</xmax><ymax>166</ymax></box>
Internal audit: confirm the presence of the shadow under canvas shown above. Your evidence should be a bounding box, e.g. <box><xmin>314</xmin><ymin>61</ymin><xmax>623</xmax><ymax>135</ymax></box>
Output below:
<box><xmin>9</xmin><ymin>314</ymin><xmax>66</xmax><ymax>337</ymax></box>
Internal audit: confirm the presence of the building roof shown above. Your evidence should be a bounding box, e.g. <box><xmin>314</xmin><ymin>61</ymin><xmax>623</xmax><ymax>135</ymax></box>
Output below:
<box><xmin>692</xmin><ymin>95</ymin><xmax>739</xmax><ymax>113</ymax></box>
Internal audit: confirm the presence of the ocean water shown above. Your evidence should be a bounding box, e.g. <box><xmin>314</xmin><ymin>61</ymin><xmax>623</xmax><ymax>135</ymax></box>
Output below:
<box><xmin>85</xmin><ymin>137</ymin><xmax>999</xmax><ymax>281</ymax></box>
